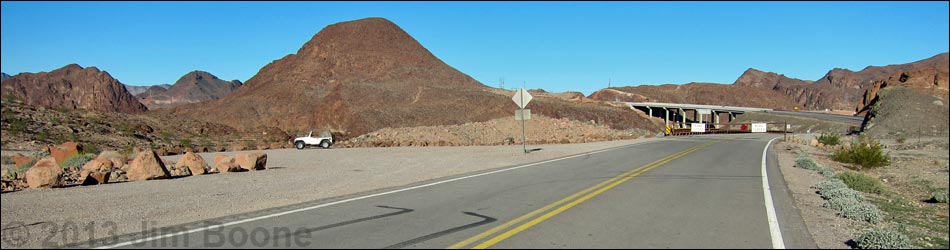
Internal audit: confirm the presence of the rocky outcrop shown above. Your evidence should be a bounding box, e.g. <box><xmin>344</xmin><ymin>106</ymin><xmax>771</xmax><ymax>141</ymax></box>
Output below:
<box><xmin>235</xmin><ymin>152</ymin><xmax>267</xmax><ymax>171</ymax></box>
<box><xmin>127</xmin><ymin>150</ymin><xmax>171</xmax><ymax>181</ymax></box>
<box><xmin>0</xmin><ymin>64</ymin><xmax>147</xmax><ymax>113</ymax></box>
<box><xmin>136</xmin><ymin>71</ymin><xmax>243</xmax><ymax>110</ymax></box>
<box><xmin>25</xmin><ymin>157</ymin><xmax>64</xmax><ymax>188</ymax></box>
<box><xmin>732</xmin><ymin>53</ymin><xmax>949</xmax><ymax>112</ymax></box>
<box><xmin>855</xmin><ymin>66</ymin><xmax>949</xmax><ymax>116</ymax></box>
<box><xmin>1</xmin><ymin>72</ymin><xmax>10</xmax><ymax>82</ymax></box>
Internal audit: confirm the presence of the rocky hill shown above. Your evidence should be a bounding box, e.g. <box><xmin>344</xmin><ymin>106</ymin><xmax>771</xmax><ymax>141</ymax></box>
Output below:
<box><xmin>860</xmin><ymin>86</ymin><xmax>949</xmax><ymax>138</ymax></box>
<box><xmin>136</xmin><ymin>71</ymin><xmax>242</xmax><ymax>110</ymax></box>
<box><xmin>0</xmin><ymin>97</ymin><xmax>289</xmax><ymax>154</ymax></box>
<box><xmin>168</xmin><ymin>17</ymin><xmax>657</xmax><ymax>138</ymax></box>
<box><xmin>124</xmin><ymin>83</ymin><xmax>170</xmax><ymax>96</ymax></box>
<box><xmin>734</xmin><ymin>53</ymin><xmax>949</xmax><ymax>112</ymax></box>
<box><xmin>0</xmin><ymin>64</ymin><xmax>147</xmax><ymax>113</ymax></box>
<box><xmin>587</xmin><ymin>82</ymin><xmax>801</xmax><ymax>110</ymax></box>
<box><xmin>1</xmin><ymin>73</ymin><xmax>10</xmax><ymax>82</ymax></box>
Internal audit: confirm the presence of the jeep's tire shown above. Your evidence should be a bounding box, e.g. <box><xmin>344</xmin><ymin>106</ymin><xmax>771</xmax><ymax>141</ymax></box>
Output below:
<box><xmin>295</xmin><ymin>141</ymin><xmax>305</xmax><ymax>150</ymax></box>
<box><xmin>320</xmin><ymin>140</ymin><xmax>330</xmax><ymax>149</ymax></box>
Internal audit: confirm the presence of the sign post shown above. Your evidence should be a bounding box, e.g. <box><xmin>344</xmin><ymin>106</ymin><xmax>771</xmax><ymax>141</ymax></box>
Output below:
<box><xmin>512</xmin><ymin>87</ymin><xmax>533</xmax><ymax>154</ymax></box>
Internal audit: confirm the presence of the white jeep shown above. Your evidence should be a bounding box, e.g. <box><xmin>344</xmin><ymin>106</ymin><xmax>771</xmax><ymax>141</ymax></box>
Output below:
<box><xmin>294</xmin><ymin>130</ymin><xmax>334</xmax><ymax>149</ymax></box>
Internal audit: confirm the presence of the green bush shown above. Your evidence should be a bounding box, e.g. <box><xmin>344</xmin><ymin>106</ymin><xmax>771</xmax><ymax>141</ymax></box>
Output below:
<box><xmin>815</xmin><ymin>179</ymin><xmax>849</xmax><ymax>193</ymax></box>
<box><xmin>840</xmin><ymin>203</ymin><xmax>883</xmax><ymax>224</ymax></box>
<box><xmin>822</xmin><ymin>196</ymin><xmax>862</xmax><ymax>211</ymax></box>
<box><xmin>835</xmin><ymin>171</ymin><xmax>886</xmax><ymax>194</ymax></box>
<box><xmin>61</xmin><ymin>153</ymin><xmax>95</xmax><ymax>169</ymax></box>
<box><xmin>795</xmin><ymin>153</ymin><xmax>822</xmax><ymax>171</ymax></box>
<box><xmin>820</xmin><ymin>186</ymin><xmax>866</xmax><ymax>201</ymax></box>
<box><xmin>854</xmin><ymin>228</ymin><xmax>912</xmax><ymax>249</ymax></box>
<box><xmin>817</xmin><ymin>133</ymin><xmax>841</xmax><ymax>146</ymax></box>
<box><xmin>832</xmin><ymin>136</ymin><xmax>890</xmax><ymax>169</ymax></box>
<box><xmin>819</xmin><ymin>167</ymin><xmax>837</xmax><ymax>178</ymax></box>
<box><xmin>30</xmin><ymin>151</ymin><xmax>50</xmax><ymax>158</ymax></box>
<box><xmin>931</xmin><ymin>188</ymin><xmax>949</xmax><ymax>203</ymax></box>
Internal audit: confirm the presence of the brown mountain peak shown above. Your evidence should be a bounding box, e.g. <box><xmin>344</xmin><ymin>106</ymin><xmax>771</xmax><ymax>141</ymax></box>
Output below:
<box><xmin>0</xmin><ymin>64</ymin><xmax>147</xmax><ymax>113</ymax></box>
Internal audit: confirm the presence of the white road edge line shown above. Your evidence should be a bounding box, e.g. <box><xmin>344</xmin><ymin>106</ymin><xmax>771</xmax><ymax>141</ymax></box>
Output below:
<box><xmin>761</xmin><ymin>137</ymin><xmax>786</xmax><ymax>249</ymax></box>
<box><xmin>95</xmin><ymin>141</ymin><xmax>657</xmax><ymax>249</ymax></box>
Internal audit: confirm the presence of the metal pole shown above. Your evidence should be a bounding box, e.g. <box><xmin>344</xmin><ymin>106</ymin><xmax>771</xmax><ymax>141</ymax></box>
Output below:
<box><xmin>521</xmin><ymin>84</ymin><xmax>527</xmax><ymax>154</ymax></box>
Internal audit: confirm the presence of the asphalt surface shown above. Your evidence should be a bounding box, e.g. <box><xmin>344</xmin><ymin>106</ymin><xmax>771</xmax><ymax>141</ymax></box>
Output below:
<box><xmin>80</xmin><ymin>133</ymin><xmax>814</xmax><ymax>249</ymax></box>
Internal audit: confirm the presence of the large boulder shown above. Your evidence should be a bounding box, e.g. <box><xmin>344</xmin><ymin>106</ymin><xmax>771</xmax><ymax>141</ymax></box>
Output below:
<box><xmin>79</xmin><ymin>158</ymin><xmax>112</xmax><ymax>185</ymax></box>
<box><xmin>96</xmin><ymin>151</ymin><xmax>125</xmax><ymax>169</ymax></box>
<box><xmin>127</xmin><ymin>150</ymin><xmax>171</xmax><ymax>181</ymax></box>
<box><xmin>235</xmin><ymin>152</ymin><xmax>267</xmax><ymax>171</ymax></box>
<box><xmin>25</xmin><ymin>157</ymin><xmax>64</xmax><ymax>188</ymax></box>
<box><xmin>214</xmin><ymin>155</ymin><xmax>244</xmax><ymax>173</ymax></box>
<box><xmin>48</xmin><ymin>142</ymin><xmax>82</xmax><ymax>165</ymax></box>
<box><xmin>175</xmin><ymin>152</ymin><xmax>209</xmax><ymax>176</ymax></box>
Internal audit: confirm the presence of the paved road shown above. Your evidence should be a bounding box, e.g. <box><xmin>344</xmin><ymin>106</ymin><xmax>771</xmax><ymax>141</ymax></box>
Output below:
<box><xmin>767</xmin><ymin>110</ymin><xmax>864</xmax><ymax>125</ymax></box>
<box><xmin>80</xmin><ymin>134</ymin><xmax>814</xmax><ymax>249</ymax></box>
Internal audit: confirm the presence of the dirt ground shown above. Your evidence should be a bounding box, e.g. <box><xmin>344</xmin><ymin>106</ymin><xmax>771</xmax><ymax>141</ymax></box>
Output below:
<box><xmin>775</xmin><ymin>133</ymin><xmax>949</xmax><ymax>249</ymax></box>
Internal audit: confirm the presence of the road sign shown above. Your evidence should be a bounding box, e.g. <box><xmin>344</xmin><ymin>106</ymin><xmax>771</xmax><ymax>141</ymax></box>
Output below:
<box><xmin>691</xmin><ymin>123</ymin><xmax>706</xmax><ymax>133</ymax></box>
<box><xmin>665</xmin><ymin>126</ymin><xmax>672</xmax><ymax>135</ymax></box>
<box><xmin>751</xmin><ymin>123</ymin><xmax>767</xmax><ymax>133</ymax></box>
<box><xmin>515</xmin><ymin>109</ymin><xmax>531</xmax><ymax>120</ymax></box>
<box><xmin>512</xmin><ymin>88</ymin><xmax>533</xmax><ymax>109</ymax></box>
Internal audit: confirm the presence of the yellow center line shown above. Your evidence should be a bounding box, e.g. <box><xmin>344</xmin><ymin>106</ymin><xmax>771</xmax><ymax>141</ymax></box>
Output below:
<box><xmin>448</xmin><ymin>141</ymin><xmax>716</xmax><ymax>249</ymax></box>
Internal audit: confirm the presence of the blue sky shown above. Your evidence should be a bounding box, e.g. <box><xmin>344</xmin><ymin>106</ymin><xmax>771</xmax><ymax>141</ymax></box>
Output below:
<box><xmin>2</xmin><ymin>1</ymin><xmax>948</xmax><ymax>95</ymax></box>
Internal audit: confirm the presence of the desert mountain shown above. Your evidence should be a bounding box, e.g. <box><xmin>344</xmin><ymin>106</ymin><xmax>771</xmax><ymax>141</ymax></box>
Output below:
<box><xmin>1</xmin><ymin>72</ymin><xmax>10</xmax><ymax>82</ymax></box>
<box><xmin>136</xmin><ymin>71</ymin><xmax>243</xmax><ymax>110</ymax></box>
<box><xmin>125</xmin><ymin>83</ymin><xmax>170</xmax><ymax>96</ymax></box>
<box><xmin>0</xmin><ymin>64</ymin><xmax>147</xmax><ymax>113</ymax></box>
<box><xmin>587</xmin><ymin>82</ymin><xmax>801</xmax><ymax>110</ymax></box>
<box><xmin>734</xmin><ymin>53</ymin><xmax>949</xmax><ymax>112</ymax></box>
<box><xmin>169</xmin><ymin>17</ymin><xmax>655</xmax><ymax>137</ymax></box>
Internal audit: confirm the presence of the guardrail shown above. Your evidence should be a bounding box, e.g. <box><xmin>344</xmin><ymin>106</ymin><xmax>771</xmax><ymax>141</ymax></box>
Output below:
<box><xmin>665</xmin><ymin>122</ymin><xmax>789</xmax><ymax>138</ymax></box>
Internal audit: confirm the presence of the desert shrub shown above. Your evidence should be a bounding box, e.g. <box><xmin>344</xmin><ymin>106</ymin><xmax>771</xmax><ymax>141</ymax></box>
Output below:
<box><xmin>854</xmin><ymin>227</ymin><xmax>912</xmax><ymax>249</ymax></box>
<box><xmin>30</xmin><ymin>151</ymin><xmax>50</xmax><ymax>158</ymax></box>
<box><xmin>819</xmin><ymin>185</ymin><xmax>866</xmax><ymax>202</ymax></box>
<box><xmin>931</xmin><ymin>188</ymin><xmax>949</xmax><ymax>203</ymax></box>
<box><xmin>833</xmin><ymin>136</ymin><xmax>890</xmax><ymax>169</ymax></box>
<box><xmin>795</xmin><ymin>153</ymin><xmax>822</xmax><ymax>171</ymax></box>
<box><xmin>815</xmin><ymin>179</ymin><xmax>849</xmax><ymax>193</ymax></box>
<box><xmin>835</xmin><ymin>171</ymin><xmax>886</xmax><ymax>194</ymax></box>
<box><xmin>817</xmin><ymin>133</ymin><xmax>841</xmax><ymax>146</ymax></box>
<box><xmin>819</xmin><ymin>167</ymin><xmax>837</xmax><ymax>177</ymax></box>
<box><xmin>822</xmin><ymin>196</ymin><xmax>863</xmax><ymax>211</ymax></box>
<box><xmin>61</xmin><ymin>153</ymin><xmax>95</xmax><ymax>169</ymax></box>
<box><xmin>840</xmin><ymin>202</ymin><xmax>883</xmax><ymax>224</ymax></box>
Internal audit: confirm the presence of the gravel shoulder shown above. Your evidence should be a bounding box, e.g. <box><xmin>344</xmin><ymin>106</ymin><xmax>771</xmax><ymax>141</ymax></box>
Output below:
<box><xmin>774</xmin><ymin>140</ymin><xmax>864</xmax><ymax>249</ymax></box>
<box><xmin>0</xmin><ymin>138</ymin><xmax>657</xmax><ymax>248</ymax></box>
